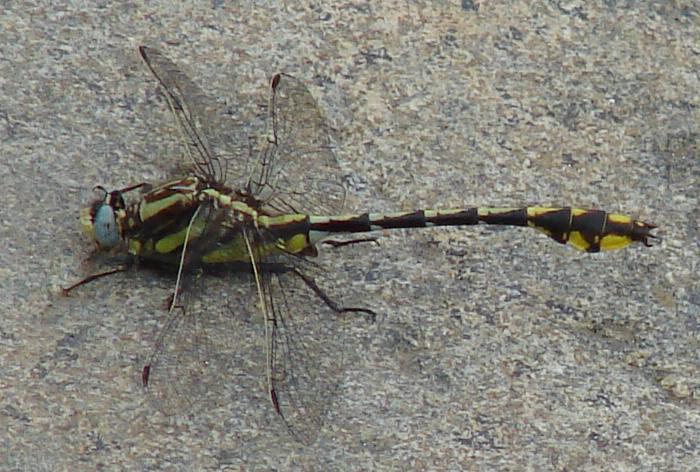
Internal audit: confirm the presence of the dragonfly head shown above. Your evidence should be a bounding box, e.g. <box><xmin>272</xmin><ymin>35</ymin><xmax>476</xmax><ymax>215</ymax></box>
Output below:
<box><xmin>81</xmin><ymin>186</ymin><xmax>126</xmax><ymax>249</ymax></box>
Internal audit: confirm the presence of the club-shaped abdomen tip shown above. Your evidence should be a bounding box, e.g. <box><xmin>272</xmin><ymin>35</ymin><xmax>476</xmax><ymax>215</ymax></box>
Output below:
<box><xmin>634</xmin><ymin>220</ymin><xmax>658</xmax><ymax>247</ymax></box>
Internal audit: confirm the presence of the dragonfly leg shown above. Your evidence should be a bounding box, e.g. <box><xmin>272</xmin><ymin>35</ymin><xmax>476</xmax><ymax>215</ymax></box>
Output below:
<box><xmin>292</xmin><ymin>268</ymin><xmax>377</xmax><ymax>322</ymax></box>
<box><xmin>61</xmin><ymin>265</ymin><xmax>130</xmax><ymax>295</ymax></box>
<box><xmin>322</xmin><ymin>237</ymin><xmax>380</xmax><ymax>249</ymax></box>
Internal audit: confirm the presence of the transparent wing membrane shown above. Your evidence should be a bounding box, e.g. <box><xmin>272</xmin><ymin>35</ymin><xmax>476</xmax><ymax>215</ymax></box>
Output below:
<box><xmin>140</xmin><ymin>47</ymin><xmax>346</xmax><ymax>216</ymax></box>
<box><xmin>139</xmin><ymin>46</ymin><xmax>250</xmax><ymax>188</ymax></box>
<box><xmin>141</xmin><ymin>215</ymin><xmax>359</xmax><ymax>442</ymax></box>
<box><xmin>143</xmin><ymin>278</ymin><xmax>223</xmax><ymax>415</ymax></box>
<box><xmin>141</xmin><ymin>201</ymin><xmax>235</xmax><ymax>414</ymax></box>
<box><xmin>253</xmin><ymin>236</ymin><xmax>353</xmax><ymax>443</ymax></box>
<box><xmin>143</xmin><ymin>265</ymin><xmax>264</xmax><ymax>418</ymax></box>
<box><xmin>249</xmin><ymin>73</ymin><xmax>347</xmax><ymax>215</ymax></box>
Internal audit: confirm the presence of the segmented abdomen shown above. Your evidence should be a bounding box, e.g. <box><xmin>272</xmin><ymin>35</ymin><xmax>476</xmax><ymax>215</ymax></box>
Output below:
<box><xmin>305</xmin><ymin>206</ymin><xmax>657</xmax><ymax>253</ymax></box>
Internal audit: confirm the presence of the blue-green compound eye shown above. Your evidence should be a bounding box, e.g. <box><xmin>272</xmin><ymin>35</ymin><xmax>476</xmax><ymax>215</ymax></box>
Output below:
<box><xmin>94</xmin><ymin>203</ymin><xmax>120</xmax><ymax>248</ymax></box>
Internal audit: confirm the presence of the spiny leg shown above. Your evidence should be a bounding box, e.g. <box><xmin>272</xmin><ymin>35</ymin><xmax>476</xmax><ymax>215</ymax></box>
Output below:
<box><xmin>291</xmin><ymin>267</ymin><xmax>377</xmax><ymax>322</ymax></box>
<box><xmin>61</xmin><ymin>265</ymin><xmax>130</xmax><ymax>296</ymax></box>
<box><xmin>322</xmin><ymin>237</ymin><xmax>380</xmax><ymax>249</ymax></box>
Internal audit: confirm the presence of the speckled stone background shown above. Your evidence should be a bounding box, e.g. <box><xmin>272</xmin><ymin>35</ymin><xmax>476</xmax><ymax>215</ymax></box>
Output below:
<box><xmin>1</xmin><ymin>1</ymin><xmax>698</xmax><ymax>470</ymax></box>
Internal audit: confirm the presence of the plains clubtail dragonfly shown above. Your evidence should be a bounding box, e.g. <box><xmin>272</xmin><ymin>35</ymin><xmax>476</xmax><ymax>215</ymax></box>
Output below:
<box><xmin>66</xmin><ymin>46</ymin><xmax>657</xmax><ymax>444</ymax></box>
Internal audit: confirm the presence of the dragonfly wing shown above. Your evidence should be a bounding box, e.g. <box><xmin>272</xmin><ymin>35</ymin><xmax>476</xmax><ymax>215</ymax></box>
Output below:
<box><xmin>248</xmin><ymin>73</ymin><xmax>346</xmax><ymax>216</ymax></box>
<box><xmin>251</xmin><ymin>244</ymin><xmax>354</xmax><ymax>444</ymax></box>
<box><xmin>142</xmin><ymin>203</ymin><xmax>257</xmax><ymax>415</ymax></box>
<box><xmin>139</xmin><ymin>46</ymin><xmax>251</xmax><ymax>188</ymax></box>
<box><xmin>143</xmin><ymin>276</ymin><xmax>221</xmax><ymax>415</ymax></box>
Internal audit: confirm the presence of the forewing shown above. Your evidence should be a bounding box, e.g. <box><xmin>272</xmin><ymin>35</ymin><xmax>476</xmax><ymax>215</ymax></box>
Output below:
<box><xmin>139</xmin><ymin>46</ymin><xmax>251</xmax><ymax>188</ymax></box>
<box><xmin>142</xmin><ymin>203</ymin><xmax>258</xmax><ymax>415</ymax></box>
<box><xmin>143</xmin><ymin>275</ymin><xmax>226</xmax><ymax>415</ymax></box>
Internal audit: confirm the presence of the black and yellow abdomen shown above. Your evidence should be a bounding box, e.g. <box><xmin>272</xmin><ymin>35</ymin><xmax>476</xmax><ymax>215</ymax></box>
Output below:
<box><xmin>303</xmin><ymin>206</ymin><xmax>656</xmax><ymax>253</ymax></box>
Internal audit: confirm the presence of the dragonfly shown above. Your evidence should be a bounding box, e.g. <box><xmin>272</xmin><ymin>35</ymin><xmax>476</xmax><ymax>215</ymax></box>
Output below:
<box><xmin>66</xmin><ymin>46</ymin><xmax>657</xmax><ymax>444</ymax></box>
